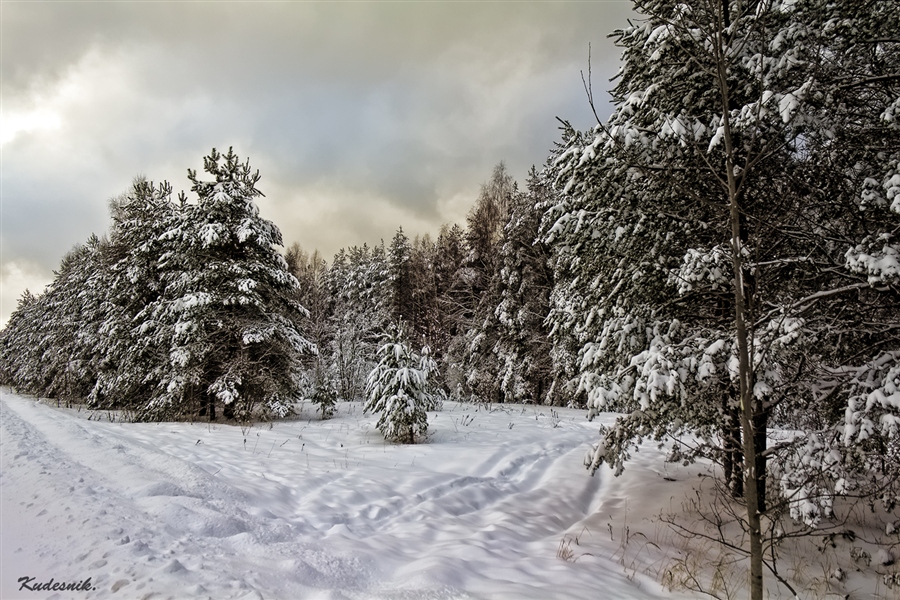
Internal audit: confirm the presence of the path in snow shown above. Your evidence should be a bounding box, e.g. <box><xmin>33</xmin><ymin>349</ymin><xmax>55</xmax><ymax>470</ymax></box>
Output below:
<box><xmin>1</xmin><ymin>390</ymin><xmax>697</xmax><ymax>600</ymax></box>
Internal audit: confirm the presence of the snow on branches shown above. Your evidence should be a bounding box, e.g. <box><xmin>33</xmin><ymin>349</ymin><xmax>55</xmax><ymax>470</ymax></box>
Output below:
<box><xmin>0</xmin><ymin>150</ymin><xmax>315</xmax><ymax>423</ymax></box>
<box><xmin>546</xmin><ymin>0</ymin><xmax>900</xmax><ymax>533</ymax></box>
<box><xmin>364</xmin><ymin>326</ymin><xmax>433</xmax><ymax>444</ymax></box>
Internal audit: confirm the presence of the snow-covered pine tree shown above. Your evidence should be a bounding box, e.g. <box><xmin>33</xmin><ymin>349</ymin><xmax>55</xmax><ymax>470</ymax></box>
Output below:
<box><xmin>432</xmin><ymin>223</ymin><xmax>469</xmax><ymax>390</ymax></box>
<box><xmin>30</xmin><ymin>243</ymin><xmax>94</xmax><ymax>401</ymax></box>
<box><xmin>66</xmin><ymin>236</ymin><xmax>117</xmax><ymax>404</ymax></box>
<box><xmin>364</xmin><ymin>325</ymin><xmax>432</xmax><ymax>443</ymax></box>
<box><xmin>418</xmin><ymin>344</ymin><xmax>442</xmax><ymax>410</ymax></box>
<box><xmin>0</xmin><ymin>288</ymin><xmax>52</xmax><ymax>394</ymax></box>
<box><xmin>408</xmin><ymin>234</ymin><xmax>440</xmax><ymax>348</ymax></box>
<box><xmin>90</xmin><ymin>178</ymin><xmax>179</xmax><ymax>410</ymax></box>
<box><xmin>540</xmin><ymin>123</ymin><xmax>594</xmax><ymax>409</ymax></box>
<box><xmin>0</xmin><ymin>301</ymin><xmax>36</xmax><ymax>392</ymax></box>
<box><xmin>311</xmin><ymin>367</ymin><xmax>338</xmax><ymax>419</ymax></box>
<box><xmin>0</xmin><ymin>290</ymin><xmax>39</xmax><ymax>387</ymax></box>
<box><xmin>284</xmin><ymin>243</ymin><xmax>335</xmax><ymax>406</ymax></box>
<box><xmin>142</xmin><ymin>148</ymin><xmax>314</xmax><ymax>422</ymax></box>
<box><xmin>546</xmin><ymin>1</ymin><xmax>899</xmax><ymax>596</ymax></box>
<box><xmin>492</xmin><ymin>166</ymin><xmax>556</xmax><ymax>404</ymax></box>
<box><xmin>0</xmin><ymin>236</ymin><xmax>113</xmax><ymax>404</ymax></box>
<box><xmin>458</xmin><ymin>163</ymin><xmax>516</xmax><ymax>402</ymax></box>
<box><xmin>388</xmin><ymin>227</ymin><xmax>413</xmax><ymax>325</ymax></box>
<box><xmin>284</xmin><ymin>245</ymin><xmax>330</xmax><ymax>344</ymax></box>
<box><xmin>773</xmin><ymin>0</ymin><xmax>900</xmax><ymax>525</ymax></box>
<box><xmin>327</xmin><ymin>243</ymin><xmax>391</xmax><ymax>400</ymax></box>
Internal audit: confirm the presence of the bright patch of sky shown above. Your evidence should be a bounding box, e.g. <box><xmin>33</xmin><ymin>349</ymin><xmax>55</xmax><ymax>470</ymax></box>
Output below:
<box><xmin>0</xmin><ymin>109</ymin><xmax>61</xmax><ymax>146</ymax></box>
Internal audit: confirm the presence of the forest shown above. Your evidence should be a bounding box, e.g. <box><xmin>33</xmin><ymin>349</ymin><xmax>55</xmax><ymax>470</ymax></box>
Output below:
<box><xmin>2</xmin><ymin>1</ymin><xmax>899</xmax><ymax>598</ymax></box>
<box><xmin>0</xmin><ymin>152</ymin><xmax>557</xmax><ymax>423</ymax></box>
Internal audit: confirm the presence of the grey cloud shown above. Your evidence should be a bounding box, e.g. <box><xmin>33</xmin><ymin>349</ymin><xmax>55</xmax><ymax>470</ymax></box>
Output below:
<box><xmin>1</xmin><ymin>1</ymin><xmax>634</xmax><ymax>324</ymax></box>
<box><xmin>4</xmin><ymin>2</ymin><xmax>632</xmax><ymax>95</ymax></box>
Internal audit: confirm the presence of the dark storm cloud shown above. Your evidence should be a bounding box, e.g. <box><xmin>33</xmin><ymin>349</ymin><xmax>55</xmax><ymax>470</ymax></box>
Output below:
<box><xmin>0</xmin><ymin>1</ymin><xmax>634</xmax><ymax>324</ymax></box>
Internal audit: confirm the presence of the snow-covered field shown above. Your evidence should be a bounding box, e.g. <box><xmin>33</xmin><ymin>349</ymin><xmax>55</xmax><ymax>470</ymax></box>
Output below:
<box><xmin>0</xmin><ymin>389</ymin><xmax>706</xmax><ymax>600</ymax></box>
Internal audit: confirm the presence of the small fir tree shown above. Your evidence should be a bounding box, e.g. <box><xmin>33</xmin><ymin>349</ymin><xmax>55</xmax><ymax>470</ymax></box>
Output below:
<box><xmin>418</xmin><ymin>345</ymin><xmax>442</xmax><ymax>410</ymax></box>
<box><xmin>311</xmin><ymin>368</ymin><xmax>338</xmax><ymax>419</ymax></box>
<box><xmin>364</xmin><ymin>326</ymin><xmax>431</xmax><ymax>443</ymax></box>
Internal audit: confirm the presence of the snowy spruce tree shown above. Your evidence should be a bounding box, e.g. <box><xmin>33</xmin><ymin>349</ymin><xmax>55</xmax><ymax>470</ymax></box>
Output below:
<box><xmin>407</xmin><ymin>234</ymin><xmax>442</xmax><ymax>350</ymax></box>
<box><xmin>310</xmin><ymin>369</ymin><xmax>338</xmax><ymax>419</ymax></box>
<box><xmin>537</xmin><ymin>148</ymin><xmax>590</xmax><ymax>408</ymax></box>
<box><xmin>458</xmin><ymin>164</ymin><xmax>515</xmax><ymax>402</ymax></box>
<box><xmin>793</xmin><ymin>0</ymin><xmax>900</xmax><ymax>514</ymax></box>
<box><xmin>418</xmin><ymin>344</ymin><xmax>442</xmax><ymax>410</ymax></box>
<box><xmin>0</xmin><ymin>235</ymin><xmax>113</xmax><ymax>405</ymax></box>
<box><xmin>492</xmin><ymin>167</ymin><xmax>556</xmax><ymax>404</ymax></box>
<box><xmin>546</xmin><ymin>0</ymin><xmax>899</xmax><ymax>596</ymax></box>
<box><xmin>0</xmin><ymin>291</ymin><xmax>38</xmax><ymax>387</ymax></box>
<box><xmin>364</xmin><ymin>325</ymin><xmax>432</xmax><ymax>444</ymax></box>
<box><xmin>284</xmin><ymin>243</ymin><xmax>338</xmax><ymax>410</ymax></box>
<box><xmin>388</xmin><ymin>227</ymin><xmax>413</xmax><ymax>325</ymax></box>
<box><xmin>89</xmin><ymin>178</ymin><xmax>179</xmax><ymax>410</ymax></box>
<box><xmin>327</xmin><ymin>243</ymin><xmax>391</xmax><ymax>400</ymax></box>
<box><xmin>430</xmin><ymin>223</ymin><xmax>469</xmax><ymax>391</ymax></box>
<box><xmin>138</xmin><ymin>148</ymin><xmax>314</xmax><ymax>422</ymax></box>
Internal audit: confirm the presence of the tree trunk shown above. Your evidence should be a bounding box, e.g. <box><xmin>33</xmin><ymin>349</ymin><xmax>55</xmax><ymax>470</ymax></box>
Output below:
<box><xmin>754</xmin><ymin>408</ymin><xmax>768</xmax><ymax>513</ymax></box>
<box><xmin>723</xmin><ymin>396</ymin><xmax>744</xmax><ymax>499</ymax></box>
<box><xmin>729</xmin><ymin>180</ymin><xmax>764</xmax><ymax>600</ymax></box>
<box><xmin>716</xmin><ymin>5</ymin><xmax>764</xmax><ymax>595</ymax></box>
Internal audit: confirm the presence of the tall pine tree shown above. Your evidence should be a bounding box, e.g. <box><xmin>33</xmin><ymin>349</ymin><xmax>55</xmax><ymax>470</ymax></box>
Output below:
<box><xmin>546</xmin><ymin>1</ymin><xmax>899</xmax><ymax>595</ymax></box>
<box><xmin>138</xmin><ymin>148</ymin><xmax>314</xmax><ymax>421</ymax></box>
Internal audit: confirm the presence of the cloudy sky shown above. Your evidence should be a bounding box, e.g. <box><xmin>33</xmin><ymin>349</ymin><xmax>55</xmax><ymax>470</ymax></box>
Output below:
<box><xmin>1</xmin><ymin>0</ymin><xmax>633</xmax><ymax>326</ymax></box>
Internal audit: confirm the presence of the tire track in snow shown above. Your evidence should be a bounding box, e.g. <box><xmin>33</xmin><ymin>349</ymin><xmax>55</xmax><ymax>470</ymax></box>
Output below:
<box><xmin>292</xmin><ymin>427</ymin><xmax>606</xmax><ymax>565</ymax></box>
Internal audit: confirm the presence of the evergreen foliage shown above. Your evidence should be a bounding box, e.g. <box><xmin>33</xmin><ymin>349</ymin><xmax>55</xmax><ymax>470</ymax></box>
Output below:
<box><xmin>543</xmin><ymin>1</ymin><xmax>899</xmax><ymax>596</ymax></box>
<box><xmin>1</xmin><ymin>150</ymin><xmax>314</xmax><ymax>423</ymax></box>
<box><xmin>364</xmin><ymin>325</ymin><xmax>432</xmax><ymax>443</ymax></box>
<box><xmin>492</xmin><ymin>167</ymin><xmax>557</xmax><ymax>404</ymax></box>
<box><xmin>326</xmin><ymin>243</ymin><xmax>391</xmax><ymax>400</ymax></box>
<box><xmin>547</xmin><ymin>0</ymin><xmax>899</xmax><ymax>493</ymax></box>
<box><xmin>284</xmin><ymin>243</ymin><xmax>335</xmax><ymax>408</ymax></box>
<box><xmin>457</xmin><ymin>164</ymin><xmax>516</xmax><ymax>402</ymax></box>
<box><xmin>0</xmin><ymin>235</ymin><xmax>114</xmax><ymax>406</ymax></box>
<box><xmin>388</xmin><ymin>227</ymin><xmax>413</xmax><ymax>325</ymax></box>
<box><xmin>92</xmin><ymin>179</ymin><xmax>179</xmax><ymax>410</ymax></box>
<box><xmin>151</xmin><ymin>148</ymin><xmax>313</xmax><ymax>421</ymax></box>
<box><xmin>311</xmin><ymin>371</ymin><xmax>338</xmax><ymax>419</ymax></box>
<box><xmin>1</xmin><ymin>16</ymin><xmax>894</xmax><ymax>595</ymax></box>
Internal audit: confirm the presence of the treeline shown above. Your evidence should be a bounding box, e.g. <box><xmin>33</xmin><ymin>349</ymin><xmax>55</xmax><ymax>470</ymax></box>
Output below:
<box><xmin>0</xmin><ymin>153</ymin><xmax>575</xmax><ymax>421</ymax></box>
<box><xmin>286</xmin><ymin>163</ymin><xmax>568</xmax><ymax>411</ymax></box>
<box><xmin>0</xmin><ymin>149</ymin><xmax>314</xmax><ymax>422</ymax></box>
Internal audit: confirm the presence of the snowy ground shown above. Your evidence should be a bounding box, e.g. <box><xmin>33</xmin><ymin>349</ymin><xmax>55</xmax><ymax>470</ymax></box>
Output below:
<box><xmin>1</xmin><ymin>389</ymin><xmax>707</xmax><ymax>600</ymax></box>
<box><xmin>4</xmin><ymin>389</ymin><xmax>898</xmax><ymax>600</ymax></box>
